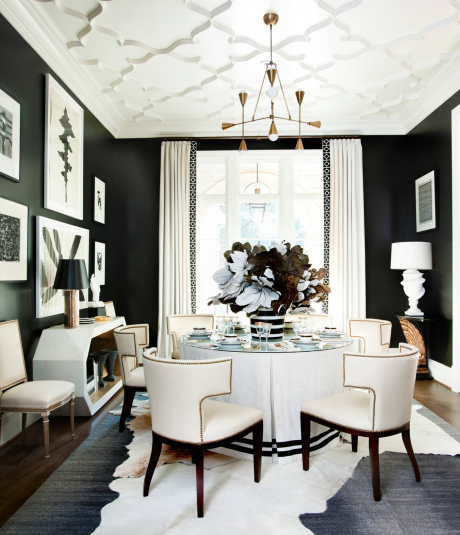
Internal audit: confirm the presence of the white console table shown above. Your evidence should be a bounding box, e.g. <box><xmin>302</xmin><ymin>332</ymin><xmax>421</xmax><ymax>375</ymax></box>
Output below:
<box><xmin>33</xmin><ymin>317</ymin><xmax>126</xmax><ymax>416</ymax></box>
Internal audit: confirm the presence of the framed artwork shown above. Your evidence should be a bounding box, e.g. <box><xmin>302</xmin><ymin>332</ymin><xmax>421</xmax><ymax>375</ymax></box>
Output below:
<box><xmin>415</xmin><ymin>171</ymin><xmax>436</xmax><ymax>232</ymax></box>
<box><xmin>0</xmin><ymin>87</ymin><xmax>20</xmax><ymax>182</ymax></box>
<box><xmin>0</xmin><ymin>196</ymin><xmax>28</xmax><ymax>280</ymax></box>
<box><xmin>44</xmin><ymin>74</ymin><xmax>84</xmax><ymax>220</ymax></box>
<box><xmin>36</xmin><ymin>216</ymin><xmax>89</xmax><ymax>318</ymax></box>
<box><xmin>93</xmin><ymin>240</ymin><xmax>106</xmax><ymax>285</ymax></box>
<box><xmin>93</xmin><ymin>176</ymin><xmax>105</xmax><ymax>224</ymax></box>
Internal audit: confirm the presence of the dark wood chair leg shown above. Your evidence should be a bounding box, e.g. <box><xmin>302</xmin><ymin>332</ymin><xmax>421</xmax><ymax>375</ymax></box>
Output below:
<box><xmin>119</xmin><ymin>387</ymin><xmax>136</xmax><ymax>432</ymax></box>
<box><xmin>369</xmin><ymin>434</ymin><xmax>381</xmax><ymax>501</ymax></box>
<box><xmin>22</xmin><ymin>413</ymin><xmax>27</xmax><ymax>442</ymax></box>
<box><xmin>253</xmin><ymin>421</ymin><xmax>263</xmax><ymax>483</ymax></box>
<box><xmin>143</xmin><ymin>433</ymin><xmax>163</xmax><ymax>497</ymax></box>
<box><xmin>196</xmin><ymin>446</ymin><xmax>204</xmax><ymax>518</ymax></box>
<box><xmin>191</xmin><ymin>449</ymin><xmax>196</xmax><ymax>465</ymax></box>
<box><xmin>42</xmin><ymin>411</ymin><xmax>50</xmax><ymax>463</ymax></box>
<box><xmin>301</xmin><ymin>412</ymin><xmax>311</xmax><ymax>471</ymax></box>
<box><xmin>352</xmin><ymin>434</ymin><xmax>358</xmax><ymax>452</ymax></box>
<box><xmin>402</xmin><ymin>428</ymin><xmax>421</xmax><ymax>482</ymax></box>
<box><xmin>69</xmin><ymin>395</ymin><xmax>75</xmax><ymax>439</ymax></box>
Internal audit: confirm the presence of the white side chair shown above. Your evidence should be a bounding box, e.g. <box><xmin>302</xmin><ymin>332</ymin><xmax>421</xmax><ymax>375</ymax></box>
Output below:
<box><xmin>167</xmin><ymin>314</ymin><xmax>215</xmax><ymax>359</ymax></box>
<box><xmin>349</xmin><ymin>318</ymin><xmax>392</xmax><ymax>354</ymax></box>
<box><xmin>142</xmin><ymin>349</ymin><xmax>263</xmax><ymax>517</ymax></box>
<box><xmin>104</xmin><ymin>301</ymin><xmax>116</xmax><ymax>317</ymax></box>
<box><xmin>0</xmin><ymin>320</ymin><xmax>75</xmax><ymax>462</ymax></box>
<box><xmin>300</xmin><ymin>343</ymin><xmax>420</xmax><ymax>501</ymax></box>
<box><xmin>113</xmin><ymin>324</ymin><xmax>151</xmax><ymax>432</ymax></box>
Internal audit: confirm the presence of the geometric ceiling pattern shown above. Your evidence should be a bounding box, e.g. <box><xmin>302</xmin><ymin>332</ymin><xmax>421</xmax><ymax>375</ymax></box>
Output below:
<box><xmin>21</xmin><ymin>0</ymin><xmax>460</xmax><ymax>137</ymax></box>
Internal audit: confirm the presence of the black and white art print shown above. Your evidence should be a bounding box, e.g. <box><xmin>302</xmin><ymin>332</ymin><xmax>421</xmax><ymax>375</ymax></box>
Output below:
<box><xmin>0</xmin><ymin>196</ymin><xmax>28</xmax><ymax>281</ymax></box>
<box><xmin>0</xmin><ymin>88</ymin><xmax>20</xmax><ymax>182</ymax></box>
<box><xmin>93</xmin><ymin>176</ymin><xmax>105</xmax><ymax>225</ymax></box>
<box><xmin>415</xmin><ymin>171</ymin><xmax>436</xmax><ymax>232</ymax></box>
<box><xmin>44</xmin><ymin>74</ymin><xmax>84</xmax><ymax>220</ymax></box>
<box><xmin>36</xmin><ymin>216</ymin><xmax>89</xmax><ymax>318</ymax></box>
<box><xmin>93</xmin><ymin>240</ymin><xmax>106</xmax><ymax>286</ymax></box>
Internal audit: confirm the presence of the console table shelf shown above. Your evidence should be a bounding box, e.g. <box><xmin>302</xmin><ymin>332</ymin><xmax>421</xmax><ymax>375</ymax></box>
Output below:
<box><xmin>33</xmin><ymin>317</ymin><xmax>126</xmax><ymax>416</ymax></box>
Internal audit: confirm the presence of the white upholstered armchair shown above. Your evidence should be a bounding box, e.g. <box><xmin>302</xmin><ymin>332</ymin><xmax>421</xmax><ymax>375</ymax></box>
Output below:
<box><xmin>166</xmin><ymin>314</ymin><xmax>215</xmax><ymax>359</ymax></box>
<box><xmin>113</xmin><ymin>324</ymin><xmax>152</xmax><ymax>432</ymax></box>
<box><xmin>142</xmin><ymin>349</ymin><xmax>263</xmax><ymax>517</ymax></box>
<box><xmin>301</xmin><ymin>343</ymin><xmax>420</xmax><ymax>501</ymax></box>
<box><xmin>349</xmin><ymin>318</ymin><xmax>392</xmax><ymax>353</ymax></box>
<box><xmin>0</xmin><ymin>320</ymin><xmax>75</xmax><ymax>462</ymax></box>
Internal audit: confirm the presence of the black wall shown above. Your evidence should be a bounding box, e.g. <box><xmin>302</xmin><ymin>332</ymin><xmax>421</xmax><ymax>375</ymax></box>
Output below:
<box><xmin>404</xmin><ymin>92</ymin><xmax>460</xmax><ymax>366</ymax></box>
<box><xmin>0</xmin><ymin>15</ymin><xmax>118</xmax><ymax>377</ymax></box>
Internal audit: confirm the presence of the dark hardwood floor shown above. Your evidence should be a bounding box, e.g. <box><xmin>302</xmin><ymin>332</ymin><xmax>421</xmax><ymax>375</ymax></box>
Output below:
<box><xmin>0</xmin><ymin>381</ymin><xmax>458</xmax><ymax>528</ymax></box>
<box><xmin>413</xmin><ymin>380</ymin><xmax>460</xmax><ymax>432</ymax></box>
<box><xmin>0</xmin><ymin>390</ymin><xmax>123</xmax><ymax>529</ymax></box>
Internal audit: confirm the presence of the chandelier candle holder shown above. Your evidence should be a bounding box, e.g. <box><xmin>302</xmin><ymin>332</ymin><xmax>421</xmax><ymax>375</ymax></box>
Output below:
<box><xmin>222</xmin><ymin>13</ymin><xmax>321</xmax><ymax>152</ymax></box>
<box><xmin>208</xmin><ymin>241</ymin><xmax>331</xmax><ymax>341</ymax></box>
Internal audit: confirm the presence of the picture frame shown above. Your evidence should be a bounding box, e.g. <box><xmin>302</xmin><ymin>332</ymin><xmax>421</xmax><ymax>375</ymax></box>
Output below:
<box><xmin>93</xmin><ymin>176</ymin><xmax>105</xmax><ymax>225</ymax></box>
<box><xmin>0</xmin><ymin>87</ymin><xmax>20</xmax><ymax>182</ymax></box>
<box><xmin>0</xmin><ymin>196</ymin><xmax>28</xmax><ymax>281</ymax></box>
<box><xmin>44</xmin><ymin>74</ymin><xmax>84</xmax><ymax>220</ymax></box>
<box><xmin>36</xmin><ymin>216</ymin><xmax>89</xmax><ymax>318</ymax></box>
<box><xmin>93</xmin><ymin>240</ymin><xmax>106</xmax><ymax>286</ymax></box>
<box><xmin>415</xmin><ymin>171</ymin><xmax>436</xmax><ymax>232</ymax></box>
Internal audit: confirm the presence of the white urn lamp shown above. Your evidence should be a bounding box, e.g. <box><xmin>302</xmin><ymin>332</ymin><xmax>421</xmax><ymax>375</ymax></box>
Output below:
<box><xmin>391</xmin><ymin>242</ymin><xmax>432</xmax><ymax>316</ymax></box>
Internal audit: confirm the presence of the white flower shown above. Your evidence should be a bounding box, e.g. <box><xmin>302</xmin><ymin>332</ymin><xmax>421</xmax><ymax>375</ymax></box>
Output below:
<box><xmin>213</xmin><ymin>265</ymin><xmax>233</xmax><ymax>288</ymax></box>
<box><xmin>308</xmin><ymin>287</ymin><xmax>316</xmax><ymax>294</ymax></box>
<box><xmin>297</xmin><ymin>292</ymin><xmax>305</xmax><ymax>302</ymax></box>
<box><xmin>207</xmin><ymin>294</ymin><xmax>222</xmax><ymax>306</ymax></box>
<box><xmin>229</xmin><ymin>250</ymin><xmax>252</xmax><ymax>274</ymax></box>
<box><xmin>251</xmin><ymin>275</ymin><xmax>274</xmax><ymax>288</ymax></box>
<box><xmin>235</xmin><ymin>283</ymin><xmax>279</xmax><ymax>313</ymax></box>
<box><xmin>297</xmin><ymin>279</ymin><xmax>309</xmax><ymax>292</ymax></box>
<box><xmin>219</xmin><ymin>271</ymin><xmax>248</xmax><ymax>301</ymax></box>
<box><xmin>264</xmin><ymin>267</ymin><xmax>274</xmax><ymax>279</ymax></box>
<box><xmin>290</xmin><ymin>305</ymin><xmax>313</xmax><ymax>314</ymax></box>
<box><xmin>270</xmin><ymin>241</ymin><xmax>287</xmax><ymax>255</ymax></box>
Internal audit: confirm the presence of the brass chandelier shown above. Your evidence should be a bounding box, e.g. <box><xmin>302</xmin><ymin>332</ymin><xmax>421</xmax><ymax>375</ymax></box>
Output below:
<box><xmin>222</xmin><ymin>13</ymin><xmax>321</xmax><ymax>154</ymax></box>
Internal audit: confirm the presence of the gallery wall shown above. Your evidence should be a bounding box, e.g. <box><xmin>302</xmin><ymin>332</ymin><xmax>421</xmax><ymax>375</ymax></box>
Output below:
<box><xmin>0</xmin><ymin>15</ymin><xmax>118</xmax><ymax>377</ymax></box>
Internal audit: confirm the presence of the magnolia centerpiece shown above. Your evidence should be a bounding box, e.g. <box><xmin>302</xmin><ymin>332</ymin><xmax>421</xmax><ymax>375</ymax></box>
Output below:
<box><xmin>208</xmin><ymin>241</ymin><xmax>331</xmax><ymax>321</ymax></box>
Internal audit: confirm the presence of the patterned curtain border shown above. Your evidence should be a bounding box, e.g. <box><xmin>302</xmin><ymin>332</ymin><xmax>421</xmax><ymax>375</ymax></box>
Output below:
<box><xmin>322</xmin><ymin>139</ymin><xmax>330</xmax><ymax>314</ymax></box>
<box><xmin>190</xmin><ymin>141</ymin><xmax>197</xmax><ymax>314</ymax></box>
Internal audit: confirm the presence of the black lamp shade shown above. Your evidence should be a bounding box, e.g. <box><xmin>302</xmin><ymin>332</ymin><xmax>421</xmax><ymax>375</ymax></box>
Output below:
<box><xmin>53</xmin><ymin>259</ymin><xmax>90</xmax><ymax>290</ymax></box>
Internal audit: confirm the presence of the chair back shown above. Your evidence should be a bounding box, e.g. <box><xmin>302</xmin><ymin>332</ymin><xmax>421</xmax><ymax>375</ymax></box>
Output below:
<box><xmin>113</xmin><ymin>324</ymin><xmax>149</xmax><ymax>385</ymax></box>
<box><xmin>143</xmin><ymin>351</ymin><xmax>231</xmax><ymax>444</ymax></box>
<box><xmin>167</xmin><ymin>315</ymin><xmax>215</xmax><ymax>352</ymax></box>
<box><xmin>0</xmin><ymin>320</ymin><xmax>27</xmax><ymax>394</ymax></box>
<box><xmin>343</xmin><ymin>343</ymin><xmax>419</xmax><ymax>432</ymax></box>
<box><xmin>349</xmin><ymin>318</ymin><xmax>392</xmax><ymax>354</ymax></box>
<box><xmin>105</xmin><ymin>301</ymin><xmax>116</xmax><ymax>317</ymax></box>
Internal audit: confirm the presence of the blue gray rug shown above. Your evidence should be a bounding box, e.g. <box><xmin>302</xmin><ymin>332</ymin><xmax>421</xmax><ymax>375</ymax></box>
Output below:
<box><xmin>299</xmin><ymin>409</ymin><xmax>460</xmax><ymax>535</ymax></box>
<box><xmin>0</xmin><ymin>409</ymin><xmax>133</xmax><ymax>535</ymax></box>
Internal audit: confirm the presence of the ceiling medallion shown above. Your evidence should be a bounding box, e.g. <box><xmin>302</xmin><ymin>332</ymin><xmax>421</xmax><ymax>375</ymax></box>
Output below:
<box><xmin>222</xmin><ymin>13</ymin><xmax>321</xmax><ymax>154</ymax></box>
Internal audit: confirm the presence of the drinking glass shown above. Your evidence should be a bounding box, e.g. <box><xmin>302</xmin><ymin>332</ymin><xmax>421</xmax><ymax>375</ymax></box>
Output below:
<box><xmin>217</xmin><ymin>321</ymin><xmax>226</xmax><ymax>340</ymax></box>
<box><xmin>263</xmin><ymin>323</ymin><xmax>272</xmax><ymax>348</ymax></box>
<box><xmin>224</xmin><ymin>319</ymin><xmax>232</xmax><ymax>334</ymax></box>
<box><xmin>293</xmin><ymin>322</ymin><xmax>301</xmax><ymax>337</ymax></box>
<box><xmin>255</xmin><ymin>322</ymin><xmax>265</xmax><ymax>351</ymax></box>
<box><xmin>305</xmin><ymin>321</ymin><xmax>315</xmax><ymax>334</ymax></box>
<box><xmin>232</xmin><ymin>318</ymin><xmax>238</xmax><ymax>334</ymax></box>
<box><xmin>300</xmin><ymin>320</ymin><xmax>306</xmax><ymax>334</ymax></box>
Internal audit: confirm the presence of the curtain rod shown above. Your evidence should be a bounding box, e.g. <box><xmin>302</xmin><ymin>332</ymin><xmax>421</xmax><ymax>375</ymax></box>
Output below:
<box><xmin>162</xmin><ymin>135</ymin><xmax>360</xmax><ymax>141</ymax></box>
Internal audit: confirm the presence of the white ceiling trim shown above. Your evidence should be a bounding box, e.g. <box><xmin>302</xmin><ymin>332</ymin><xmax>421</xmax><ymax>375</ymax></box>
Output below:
<box><xmin>0</xmin><ymin>0</ymin><xmax>123</xmax><ymax>137</ymax></box>
<box><xmin>2</xmin><ymin>0</ymin><xmax>460</xmax><ymax>138</ymax></box>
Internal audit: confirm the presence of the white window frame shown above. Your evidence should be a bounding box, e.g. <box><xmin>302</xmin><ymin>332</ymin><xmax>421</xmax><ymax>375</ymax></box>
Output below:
<box><xmin>196</xmin><ymin>149</ymin><xmax>323</xmax><ymax>250</ymax></box>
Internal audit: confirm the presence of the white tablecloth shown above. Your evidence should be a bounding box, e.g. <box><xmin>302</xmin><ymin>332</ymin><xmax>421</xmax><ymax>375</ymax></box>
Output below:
<box><xmin>179</xmin><ymin>341</ymin><xmax>355</xmax><ymax>465</ymax></box>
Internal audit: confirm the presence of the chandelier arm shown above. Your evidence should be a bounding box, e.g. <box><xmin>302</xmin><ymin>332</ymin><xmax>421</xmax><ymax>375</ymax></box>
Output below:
<box><xmin>275</xmin><ymin>68</ymin><xmax>291</xmax><ymax>120</ymax></box>
<box><xmin>252</xmin><ymin>67</ymin><xmax>268</xmax><ymax>121</ymax></box>
<box><xmin>273</xmin><ymin>116</ymin><xmax>318</xmax><ymax>127</ymax></box>
<box><xmin>228</xmin><ymin>116</ymin><xmax>272</xmax><ymax>129</ymax></box>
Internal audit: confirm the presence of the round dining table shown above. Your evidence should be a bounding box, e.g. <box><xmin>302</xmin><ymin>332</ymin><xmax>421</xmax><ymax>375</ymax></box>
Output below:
<box><xmin>178</xmin><ymin>333</ymin><xmax>355</xmax><ymax>465</ymax></box>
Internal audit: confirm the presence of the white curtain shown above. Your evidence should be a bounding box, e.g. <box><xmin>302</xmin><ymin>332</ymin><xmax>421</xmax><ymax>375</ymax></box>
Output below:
<box><xmin>157</xmin><ymin>141</ymin><xmax>192</xmax><ymax>358</ymax></box>
<box><xmin>329</xmin><ymin>139</ymin><xmax>366</xmax><ymax>332</ymax></box>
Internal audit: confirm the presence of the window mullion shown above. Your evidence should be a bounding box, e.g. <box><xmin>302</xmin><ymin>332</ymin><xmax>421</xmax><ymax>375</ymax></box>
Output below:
<box><xmin>227</xmin><ymin>155</ymin><xmax>239</xmax><ymax>248</ymax></box>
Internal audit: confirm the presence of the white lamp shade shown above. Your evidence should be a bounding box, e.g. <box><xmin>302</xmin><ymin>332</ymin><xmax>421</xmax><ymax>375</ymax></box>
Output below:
<box><xmin>391</xmin><ymin>242</ymin><xmax>432</xmax><ymax>270</ymax></box>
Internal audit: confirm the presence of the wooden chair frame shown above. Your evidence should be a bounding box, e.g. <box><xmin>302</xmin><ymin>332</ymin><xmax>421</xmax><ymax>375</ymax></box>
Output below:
<box><xmin>301</xmin><ymin>413</ymin><xmax>420</xmax><ymax>501</ymax></box>
<box><xmin>144</xmin><ymin>420</ymin><xmax>263</xmax><ymax>517</ymax></box>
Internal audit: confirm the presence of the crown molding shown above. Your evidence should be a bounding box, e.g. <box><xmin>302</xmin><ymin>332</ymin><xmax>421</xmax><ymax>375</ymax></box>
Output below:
<box><xmin>399</xmin><ymin>60</ymin><xmax>460</xmax><ymax>134</ymax></box>
<box><xmin>116</xmin><ymin>115</ymin><xmax>405</xmax><ymax>138</ymax></box>
<box><xmin>0</xmin><ymin>0</ymin><xmax>123</xmax><ymax>138</ymax></box>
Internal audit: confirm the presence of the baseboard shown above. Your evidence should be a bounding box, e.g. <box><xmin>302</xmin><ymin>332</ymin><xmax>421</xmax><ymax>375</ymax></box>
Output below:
<box><xmin>0</xmin><ymin>412</ymin><xmax>41</xmax><ymax>448</ymax></box>
<box><xmin>429</xmin><ymin>360</ymin><xmax>452</xmax><ymax>388</ymax></box>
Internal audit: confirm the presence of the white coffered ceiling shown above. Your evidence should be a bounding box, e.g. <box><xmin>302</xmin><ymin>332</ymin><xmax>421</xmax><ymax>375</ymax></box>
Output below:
<box><xmin>3</xmin><ymin>0</ymin><xmax>460</xmax><ymax>138</ymax></box>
